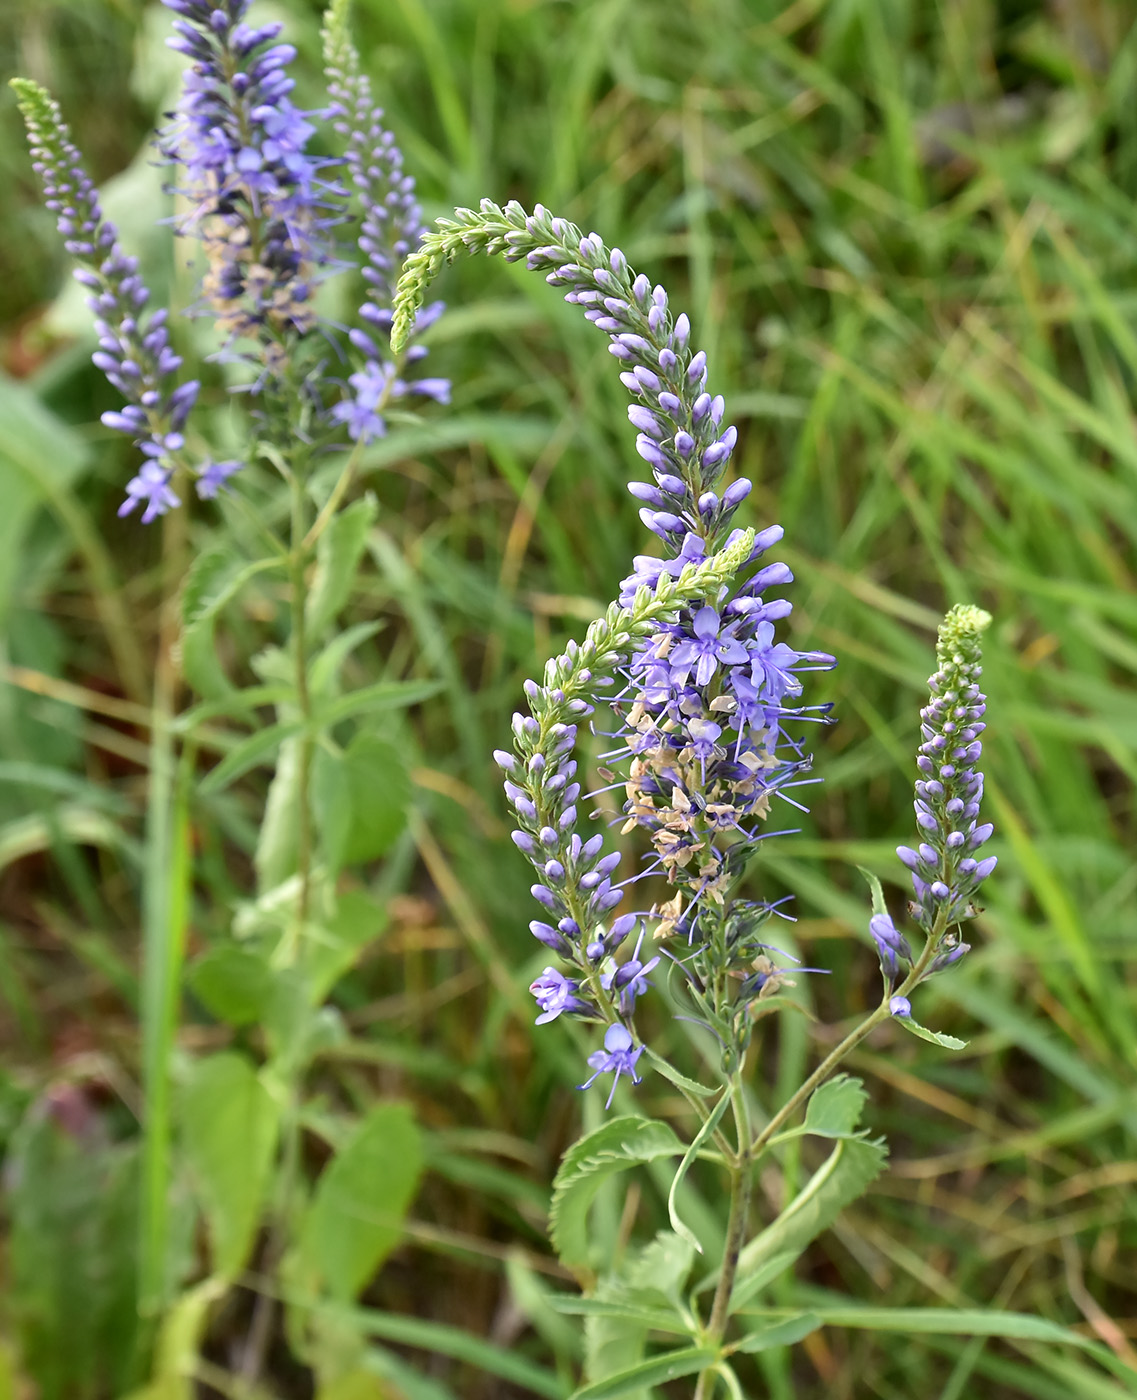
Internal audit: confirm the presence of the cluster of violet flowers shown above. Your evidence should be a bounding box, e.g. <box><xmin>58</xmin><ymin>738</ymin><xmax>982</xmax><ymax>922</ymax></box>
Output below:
<box><xmin>13</xmin><ymin>0</ymin><xmax>448</xmax><ymax>523</ymax></box>
<box><xmin>877</xmin><ymin>604</ymin><xmax>996</xmax><ymax>1018</ymax></box>
<box><xmin>388</xmin><ymin>201</ymin><xmax>999</xmax><ymax>1101</ymax></box>
<box><xmin>423</xmin><ymin>209</ymin><xmax>836</xmax><ymax>1100</ymax></box>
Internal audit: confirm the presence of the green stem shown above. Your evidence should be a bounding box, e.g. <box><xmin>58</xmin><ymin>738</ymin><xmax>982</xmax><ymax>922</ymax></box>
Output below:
<box><xmin>138</xmin><ymin>495</ymin><xmax>191</xmax><ymax>1317</ymax></box>
<box><xmin>243</xmin><ymin>443</ymin><xmax>314</xmax><ymax>1389</ymax></box>
<box><xmin>302</xmin><ymin>434</ymin><xmax>367</xmax><ymax>552</ymax></box>
<box><xmin>692</xmin><ymin>912</ymin><xmax>948</xmax><ymax>1397</ymax></box>
<box><xmin>695</xmin><ymin>1082</ymin><xmax>752</xmax><ymax>1400</ymax></box>
<box><xmin>291</xmin><ymin>479</ymin><xmax>314</xmax><ymax>946</ymax></box>
<box><xmin>749</xmin><ymin>909</ymin><xmax>947</xmax><ymax>1160</ymax></box>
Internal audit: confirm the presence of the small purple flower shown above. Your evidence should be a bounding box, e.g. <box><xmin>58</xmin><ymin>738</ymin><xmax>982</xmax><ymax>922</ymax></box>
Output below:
<box><xmin>618</xmin><ymin>532</ymin><xmax>707</xmax><ymax>606</ymax></box>
<box><xmin>195</xmin><ymin>459</ymin><xmax>243</xmax><ymax>499</ymax></box>
<box><xmin>529</xmin><ymin>967</ymin><xmax>591</xmax><ymax>1025</ymax></box>
<box><xmin>900</xmin><ymin>606</ymin><xmax>994</xmax><ymax>932</ymax></box>
<box><xmin>889</xmin><ymin>995</ymin><xmax>912</xmax><ymax>1018</ymax></box>
<box><xmin>332</xmin><ymin>361</ymin><xmax>392</xmax><ymax>443</ymax></box>
<box><xmin>747</xmin><ymin>621</ymin><xmax>805</xmax><ymax>704</ymax></box>
<box><xmin>601</xmin><ymin>933</ymin><xmax>661</xmax><ymax>1015</ymax></box>
<box><xmin>869</xmin><ymin>912</ymin><xmax>912</xmax><ymax>982</ymax></box>
<box><xmin>669</xmin><ymin>605</ymin><xmax>749</xmax><ymax>687</ymax></box>
<box><xmin>118</xmin><ymin>461</ymin><xmax>181</xmax><ymax>523</ymax></box>
<box><xmin>579</xmin><ymin>1023</ymin><xmax>644</xmax><ymax>1108</ymax></box>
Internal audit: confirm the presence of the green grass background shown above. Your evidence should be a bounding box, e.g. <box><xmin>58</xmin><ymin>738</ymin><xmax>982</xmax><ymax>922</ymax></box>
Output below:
<box><xmin>0</xmin><ymin>0</ymin><xmax>1135</xmax><ymax>1397</ymax></box>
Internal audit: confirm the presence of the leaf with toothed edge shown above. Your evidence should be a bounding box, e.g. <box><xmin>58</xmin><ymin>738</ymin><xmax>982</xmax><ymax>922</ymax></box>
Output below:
<box><xmin>550</xmin><ymin>1117</ymin><xmax>683</xmax><ymax>1269</ymax></box>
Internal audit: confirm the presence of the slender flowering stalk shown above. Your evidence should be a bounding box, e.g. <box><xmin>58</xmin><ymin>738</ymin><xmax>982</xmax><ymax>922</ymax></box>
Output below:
<box><xmin>395</xmin><ymin>202</ymin><xmax>833</xmax><ymax>1094</ymax></box>
<box><xmin>893</xmin><ymin>603</ymin><xmax>995</xmax><ymax>977</ymax></box>
<box><xmin>321</xmin><ymin>0</ymin><xmax>449</xmax><ymax>442</ymax></box>
<box><xmin>11</xmin><ymin>80</ymin><xmax>204</xmax><ymax>521</ymax></box>
<box><xmin>15</xmin><ymin>2</ymin><xmax>449</xmax><ymax>524</ymax></box>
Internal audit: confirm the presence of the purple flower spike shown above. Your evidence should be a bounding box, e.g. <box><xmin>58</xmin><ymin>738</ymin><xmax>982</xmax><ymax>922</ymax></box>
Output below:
<box><xmin>13</xmin><ymin>80</ymin><xmax>199</xmax><ymax>523</ymax></box>
<box><xmin>579</xmin><ymin>1023</ymin><xmax>644</xmax><ymax>1108</ymax></box>
<box><xmin>480</xmin><ymin>205</ymin><xmax>837</xmax><ymax>1087</ymax></box>
<box><xmin>159</xmin><ymin>0</ymin><xmax>338</xmax><ymax>357</ymax></box>
<box><xmin>323</xmin><ymin>4</ymin><xmax>448</xmax><ymax>438</ymax></box>
<box><xmin>900</xmin><ymin>606</ymin><xmax>994</xmax><ymax>935</ymax></box>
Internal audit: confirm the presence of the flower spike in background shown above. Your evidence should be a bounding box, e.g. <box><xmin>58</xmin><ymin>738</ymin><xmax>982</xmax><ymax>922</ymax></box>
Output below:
<box><xmin>13</xmin><ymin>0</ymin><xmax>448</xmax><ymax>522</ymax></box>
<box><xmin>897</xmin><ymin>604</ymin><xmax>995</xmax><ymax>962</ymax></box>
<box><xmin>11</xmin><ymin>79</ymin><xmax>198</xmax><ymax>521</ymax></box>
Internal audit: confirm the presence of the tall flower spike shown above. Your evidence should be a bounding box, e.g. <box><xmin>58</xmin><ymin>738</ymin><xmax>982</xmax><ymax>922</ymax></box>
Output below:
<box><xmin>322</xmin><ymin>0</ymin><xmax>449</xmax><ymax>443</ymax></box>
<box><xmin>393</xmin><ymin>202</ymin><xmax>832</xmax><ymax>1095</ymax></box>
<box><xmin>11</xmin><ymin>79</ymin><xmax>198</xmax><ymax>522</ymax></box>
<box><xmin>160</xmin><ymin>0</ymin><xmax>337</xmax><ymax>372</ymax></box>
<box><xmin>897</xmin><ymin>605</ymin><xmax>995</xmax><ymax>955</ymax></box>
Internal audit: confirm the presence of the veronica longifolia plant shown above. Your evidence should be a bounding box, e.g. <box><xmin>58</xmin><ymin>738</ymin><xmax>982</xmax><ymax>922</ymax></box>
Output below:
<box><xmin>395</xmin><ymin>202</ymin><xmax>998</xmax><ymax>1396</ymax></box>
<box><xmin>13</xmin><ymin>0</ymin><xmax>450</xmax><ymax>1387</ymax></box>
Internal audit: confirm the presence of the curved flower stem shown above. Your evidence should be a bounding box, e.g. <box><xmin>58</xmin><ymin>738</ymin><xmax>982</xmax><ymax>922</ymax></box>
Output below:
<box><xmin>749</xmin><ymin>907</ymin><xmax>947</xmax><ymax>1161</ymax></box>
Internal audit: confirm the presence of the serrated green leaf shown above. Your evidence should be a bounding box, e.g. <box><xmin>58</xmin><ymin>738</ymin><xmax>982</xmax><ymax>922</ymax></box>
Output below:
<box><xmin>801</xmin><ymin>1075</ymin><xmax>869</xmax><ymax>1139</ymax></box>
<box><xmin>727</xmin><ymin>1137</ymin><xmax>888</xmax><ymax>1310</ymax></box>
<box><xmin>668</xmin><ymin>1091</ymin><xmax>731</xmax><ymax>1253</ymax></box>
<box><xmin>569</xmin><ymin>1346</ymin><xmax>717</xmax><ymax>1399</ymax></box>
<box><xmin>306</xmin><ymin>497</ymin><xmax>377</xmax><ymax>639</ymax></box>
<box><xmin>550</xmin><ymin>1117</ymin><xmax>683</xmax><ymax>1269</ymax></box>
<box><xmin>179</xmin><ymin>1052</ymin><xmax>279</xmax><ymax>1279</ymax></box>
<box><xmin>302</xmin><ymin>1102</ymin><xmax>424</xmax><ymax>1301</ymax></box>
<box><xmin>623</xmin><ymin>1230</ymin><xmax>696</xmax><ymax>1308</ymax></box>
<box><xmin>186</xmin><ymin>944</ymin><xmax>273</xmax><ymax>1027</ymax></box>
<box><xmin>896</xmin><ymin>1017</ymin><xmax>969</xmax><ymax>1050</ymax></box>
<box><xmin>731</xmin><ymin>1311</ymin><xmax>822</xmax><ymax>1353</ymax></box>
